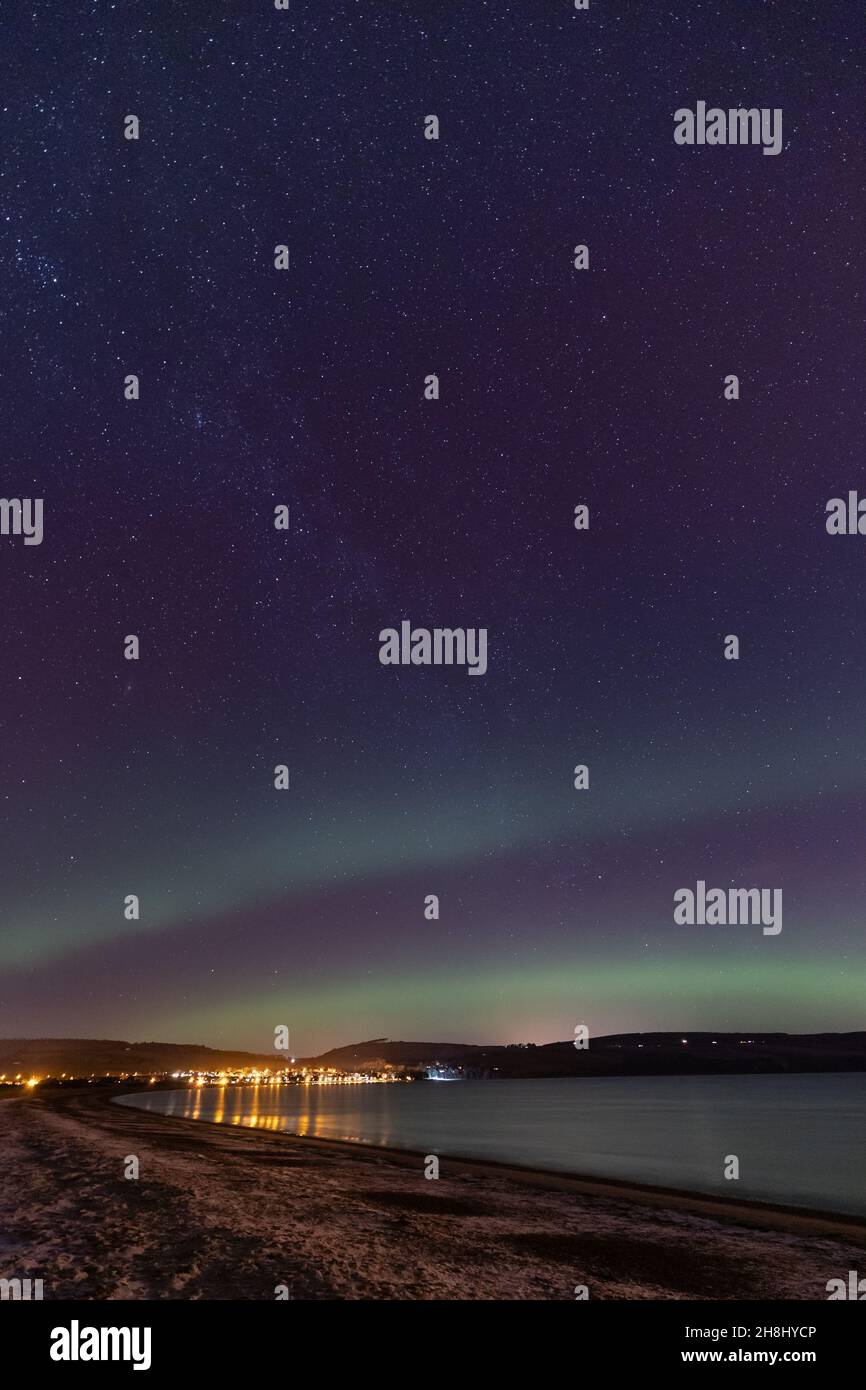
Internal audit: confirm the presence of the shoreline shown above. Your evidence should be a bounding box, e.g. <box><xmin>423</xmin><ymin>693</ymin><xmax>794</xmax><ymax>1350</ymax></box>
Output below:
<box><xmin>112</xmin><ymin>1088</ymin><xmax>866</xmax><ymax>1241</ymax></box>
<box><xmin>2</xmin><ymin>1085</ymin><xmax>864</xmax><ymax>1300</ymax></box>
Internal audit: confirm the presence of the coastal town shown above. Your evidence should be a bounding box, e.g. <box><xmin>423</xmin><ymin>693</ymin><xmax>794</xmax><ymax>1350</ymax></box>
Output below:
<box><xmin>0</xmin><ymin>1063</ymin><xmax>415</xmax><ymax>1091</ymax></box>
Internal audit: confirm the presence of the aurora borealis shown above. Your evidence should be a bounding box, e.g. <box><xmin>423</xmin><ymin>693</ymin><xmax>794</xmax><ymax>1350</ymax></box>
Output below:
<box><xmin>2</xmin><ymin>2</ymin><xmax>865</xmax><ymax>1054</ymax></box>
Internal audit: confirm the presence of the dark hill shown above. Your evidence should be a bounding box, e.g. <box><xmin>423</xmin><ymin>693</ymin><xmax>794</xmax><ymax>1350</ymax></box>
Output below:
<box><xmin>3</xmin><ymin>1032</ymin><xmax>865</xmax><ymax>1081</ymax></box>
<box><xmin>304</xmin><ymin>1031</ymin><xmax>866</xmax><ymax>1078</ymax></box>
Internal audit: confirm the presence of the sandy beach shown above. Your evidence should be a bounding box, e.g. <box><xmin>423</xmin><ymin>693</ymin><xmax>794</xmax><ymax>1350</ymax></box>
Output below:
<box><xmin>2</xmin><ymin>1086</ymin><xmax>864</xmax><ymax>1301</ymax></box>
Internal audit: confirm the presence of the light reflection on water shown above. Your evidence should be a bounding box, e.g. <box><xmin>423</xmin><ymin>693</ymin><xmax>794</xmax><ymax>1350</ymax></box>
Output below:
<box><xmin>115</xmin><ymin>1073</ymin><xmax>866</xmax><ymax>1215</ymax></box>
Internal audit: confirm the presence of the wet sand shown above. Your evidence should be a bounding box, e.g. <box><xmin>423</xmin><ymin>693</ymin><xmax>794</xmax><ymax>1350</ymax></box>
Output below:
<box><xmin>1</xmin><ymin>1086</ymin><xmax>864</xmax><ymax>1300</ymax></box>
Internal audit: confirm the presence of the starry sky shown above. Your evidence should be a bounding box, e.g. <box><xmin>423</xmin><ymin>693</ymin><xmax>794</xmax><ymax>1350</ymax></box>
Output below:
<box><xmin>1</xmin><ymin>0</ymin><xmax>865</xmax><ymax>1055</ymax></box>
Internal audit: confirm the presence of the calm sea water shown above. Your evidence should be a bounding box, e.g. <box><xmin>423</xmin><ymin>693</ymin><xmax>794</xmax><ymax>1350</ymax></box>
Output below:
<box><xmin>115</xmin><ymin>1074</ymin><xmax>866</xmax><ymax>1216</ymax></box>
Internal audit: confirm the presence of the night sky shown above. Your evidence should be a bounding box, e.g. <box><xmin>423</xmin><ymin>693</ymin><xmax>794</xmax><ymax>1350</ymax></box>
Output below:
<box><xmin>2</xmin><ymin>1</ymin><xmax>865</xmax><ymax>1055</ymax></box>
